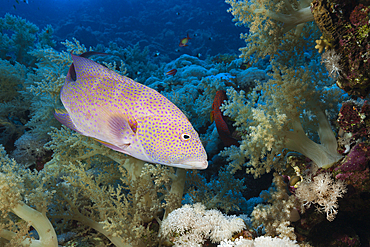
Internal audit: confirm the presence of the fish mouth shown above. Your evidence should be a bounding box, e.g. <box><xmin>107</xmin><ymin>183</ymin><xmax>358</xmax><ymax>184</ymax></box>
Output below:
<box><xmin>177</xmin><ymin>160</ymin><xmax>208</xmax><ymax>170</ymax></box>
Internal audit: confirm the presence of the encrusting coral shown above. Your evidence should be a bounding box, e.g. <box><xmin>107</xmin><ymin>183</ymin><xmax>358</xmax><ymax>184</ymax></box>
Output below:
<box><xmin>311</xmin><ymin>0</ymin><xmax>370</xmax><ymax>98</ymax></box>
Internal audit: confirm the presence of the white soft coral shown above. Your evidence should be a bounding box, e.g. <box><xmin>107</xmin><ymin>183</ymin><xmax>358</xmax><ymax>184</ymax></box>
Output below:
<box><xmin>320</xmin><ymin>49</ymin><xmax>343</xmax><ymax>79</ymax></box>
<box><xmin>295</xmin><ymin>172</ymin><xmax>347</xmax><ymax>221</ymax></box>
<box><xmin>159</xmin><ymin>203</ymin><xmax>246</xmax><ymax>246</ymax></box>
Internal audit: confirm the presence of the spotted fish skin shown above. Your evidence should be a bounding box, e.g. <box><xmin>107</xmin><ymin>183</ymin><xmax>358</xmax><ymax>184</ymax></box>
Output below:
<box><xmin>55</xmin><ymin>53</ymin><xmax>208</xmax><ymax>169</ymax></box>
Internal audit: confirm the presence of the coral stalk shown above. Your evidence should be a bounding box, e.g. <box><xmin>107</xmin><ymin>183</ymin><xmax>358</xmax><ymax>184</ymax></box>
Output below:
<box><xmin>11</xmin><ymin>202</ymin><xmax>58</xmax><ymax>247</ymax></box>
<box><xmin>255</xmin><ymin>6</ymin><xmax>313</xmax><ymax>33</ymax></box>
<box><xmin>284</xmin><ymin>110</ymin><xmax>343</xmax><ymax>168</ymax></box>
<box><xmin>0</xmin><ymin>174</ymin><xmax>57</xmax><ymax>247</ymax></box>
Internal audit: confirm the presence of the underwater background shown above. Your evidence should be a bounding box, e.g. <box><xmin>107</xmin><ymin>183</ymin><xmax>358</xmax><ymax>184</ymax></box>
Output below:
<box><xmin>0</xmin><ymin>0</ymin><xmax>370</xmax><ymax>246</ymax></box>
<box><xmin>0</xmin><ymin>0</ymin><xmax>245</xmax><ymax>60</ymax></box>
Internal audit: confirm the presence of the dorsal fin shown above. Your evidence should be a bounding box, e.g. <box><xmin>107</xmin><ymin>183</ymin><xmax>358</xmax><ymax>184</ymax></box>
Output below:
<box><xmin>66</xmin><ymin>51</ymin><xmax>113</xmax><ymax>82</ymax></box>
<box><xmin>67</xmin><ymin>63</ymin><xmax>76</xmax><ymax>81</ymax></box>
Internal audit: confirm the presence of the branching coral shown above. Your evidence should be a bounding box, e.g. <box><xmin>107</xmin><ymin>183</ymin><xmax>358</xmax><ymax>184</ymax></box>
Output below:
<box><xmin>23</xmin><ymin>40</ymin><xmax>78</xmax><ymax>139</ymax></box>
<box><xmin>1</xmin><ymin>35</ymin><xmax>210</xmax><ymax>245</ymax></box>
<box><xmin>0</xmin><ymin>13</ymin><xmax>39</xmax><ymax>65</ymax></box>
<box><xmin>0</xmin><ymin>123</ymin><xmax>189</xmax><ymax>246</ymax></box>
<box><xmin>38</xmin><ymin>25</ymin><xmax>56</xmax><ymax>48</ymax></box>
<box><xmin>0</xmin><ymin>99</ymin><xmax>29</xmax><ymax>149</ymax></box>
<box><xmin>98</xmin><ymin>42</ymin><xmax>158</xmax><ymax>82</ymax></box>
<box><xmin>0</xmin><ymin>58</ymin><xmax>28</xmax><ymax>146</ymax></box>
<box><xmin>12</xmin><ymin>132</ymin><xmax>48</xmax><ymax>168</ymax></box>
<box><xmin>2</xmin><ymin>6</ymin><xmax>363</xmax><ymax>246</ymax></box>
<box><xmin>185</xmin><ymin>167</ymin><xmax>246</xmax><ymax>213</ymax></box>
<box><xmin>24</xmin><ymin>38</ymin><xmax>129</xmax><ymax>141</ymax></box>
<box><xmin>251</xmin><ymin>173</ymin><xmax>297</xmax><ymax>240</ymax></box>
<box><xmin>193</xmin><ymin>73</ymin><xmax>233</xmax><ymax>129</ymax></box>
<box><xmin>49</xmin><ymin>159</ymin><xmax>177</xmax><ymax>246</ymax></box>
<box><xmin>0</xmin><ymin>59</ymin><xmax>27</xmax><ymax>103</ymax></box>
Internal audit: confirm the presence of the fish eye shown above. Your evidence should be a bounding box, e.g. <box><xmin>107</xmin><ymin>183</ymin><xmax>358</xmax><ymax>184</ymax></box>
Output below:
<box><xmin>181</xmin><ymin>133</ymin><xmax>191</xmax><ymax>141</ymax></box>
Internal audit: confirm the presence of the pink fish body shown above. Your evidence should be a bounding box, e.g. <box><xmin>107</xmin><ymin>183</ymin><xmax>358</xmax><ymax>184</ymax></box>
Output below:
<box><xmin>211</xmin><ymin>90</ymin><xmax>239</xmax><ymax>147</ymax></box>
<box><xmin>165</xmin><ymin>69</ymin><xmax>177</xmax><ymax>76</ymax></box>
<box><xmin>55</xmin><ymin>53</ymin><xmax>208</xmax><ymax>169</ymax></box>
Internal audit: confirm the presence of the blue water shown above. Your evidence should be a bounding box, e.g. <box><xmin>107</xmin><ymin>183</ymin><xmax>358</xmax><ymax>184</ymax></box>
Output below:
<box><xmin>1</xmin><ymin>0</ymin><xmax>245</xmax><ymax>59</ymax></box>
<box><xmin>4</xmin><ymin>1</ymin><xmax>366</xmax><ymax>246</ymax></box>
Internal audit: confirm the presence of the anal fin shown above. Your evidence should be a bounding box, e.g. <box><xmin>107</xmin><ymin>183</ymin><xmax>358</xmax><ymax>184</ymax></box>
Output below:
<box><xmin>54</xmin><ymin>109</ymin><xmax>81</xmax><ymax>133</ymax></box>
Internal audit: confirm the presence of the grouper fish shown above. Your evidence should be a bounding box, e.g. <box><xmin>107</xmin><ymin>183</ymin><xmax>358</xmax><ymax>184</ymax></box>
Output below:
<box><xmin>54</xmin><ymin>53</ymin><xmax>208</xmax><ymax>169</ymax></box>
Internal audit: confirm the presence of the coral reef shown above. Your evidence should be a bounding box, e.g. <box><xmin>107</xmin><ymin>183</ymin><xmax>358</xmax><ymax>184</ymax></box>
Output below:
<box><xmin>219</xmin><ymin>236</ymin><xmax>300</xmax><ymax>247</ymax></box>
<box><xmin>1</xmin><ymin>1</ymin><xmax>370</xmax><ymax>244</ymax></box>
<box><xmin>185</xmin><ymin>167</ymin><xmax>246</xmax><ymax>213</ymax></box>
<box><xmin>11</xmin><ymin>132</ymin><xmax>48</xmax><ymax>169</ymax></box>
<box><xmin>337</xmin><ymin>100</ymin><xmax>370</xmax><ymax>149</ymax></box>
<box><xmin>334</xmin><ymin>142</ymin><xmax>370</xmax><ymax>192</ymax></box>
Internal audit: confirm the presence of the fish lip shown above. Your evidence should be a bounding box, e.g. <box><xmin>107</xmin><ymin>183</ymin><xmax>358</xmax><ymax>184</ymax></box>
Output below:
<box><xmin>181</xmin><ymin>160</ymin><xmax>208</xmax><ymax>170</ymax></box>
<box><xmin>167</xmin><ymin>161</ymin><xmax>208</xmax><ymax>170</ymax></box>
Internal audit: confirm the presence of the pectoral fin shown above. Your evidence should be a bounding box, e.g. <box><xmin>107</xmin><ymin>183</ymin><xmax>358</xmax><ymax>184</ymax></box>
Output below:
<box><xmin>96</xmin><ymin>113</ymin><xmax>138</xmax><ymax>153</ymax></box>
<box><xmin>92</xmin><ymin>110</ymin><xmax>138</xmax><ymax>154</ymax></box>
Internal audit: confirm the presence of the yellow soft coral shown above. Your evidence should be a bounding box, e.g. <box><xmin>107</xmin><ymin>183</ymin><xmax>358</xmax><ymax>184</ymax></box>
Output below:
<box><xmin>226</xmin><ymin>0</ymin><xmax>318</xmax><ymax>63</ymax></box>
<box><xmin>221</xmin><ymin>64</ymin><xmax>343</xmax><ymax>177</ymax></box>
